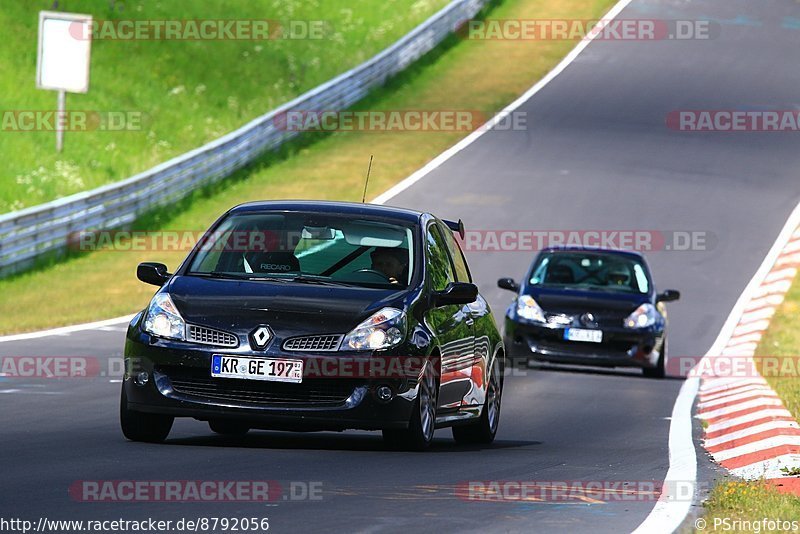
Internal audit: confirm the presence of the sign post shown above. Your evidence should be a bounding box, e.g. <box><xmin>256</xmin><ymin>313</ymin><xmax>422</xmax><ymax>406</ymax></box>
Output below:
<box><xmin>36</xmin><ymin>11</ymin><xmax>92</xmax><ymax>153</ymax></box>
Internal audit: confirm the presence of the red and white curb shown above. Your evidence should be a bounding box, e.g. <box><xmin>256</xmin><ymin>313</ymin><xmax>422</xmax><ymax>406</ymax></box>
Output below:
<box><xmin>695</xmin><ymin>225</ymin><xmax>800</xmax><ymax>486</ymax></box>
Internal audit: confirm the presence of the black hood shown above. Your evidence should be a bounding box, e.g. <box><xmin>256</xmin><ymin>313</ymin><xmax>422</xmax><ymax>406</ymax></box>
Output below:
<box><xmin>528</xmin><ymin>286</ymin><xmax>650</xmax><ymax>318</ymax></box>
<box><xmin>166</xmin><ymin>275</ymin><xmax>411</xmax><ymax>338</ymax></box>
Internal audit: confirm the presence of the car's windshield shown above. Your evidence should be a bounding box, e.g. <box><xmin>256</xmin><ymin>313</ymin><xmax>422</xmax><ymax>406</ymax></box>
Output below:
<box><xmin>528</xmin><ymin>251</ymin><xmax>650</xmax><ymax>294</ymax></box>
<box><xmin>187</xmin><ymin>211</ymin><xmax>415</xmax><ymax>288</ymax></box>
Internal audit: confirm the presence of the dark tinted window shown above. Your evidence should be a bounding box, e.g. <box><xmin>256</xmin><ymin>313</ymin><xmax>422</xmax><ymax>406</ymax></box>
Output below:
<box><xmin>528</xmin><ymin>251</ymin><xmax>650</xmax><ymax>294</ymax></box>
<box><xmin>425</xmin><ymin>224</ymin><xmax>455</xmax><ymax>291</ymax></box>
<box><xmin>187</xmin><ymin>212</ymin><xmax>415</xmax><ymax>288</ymax></box>
<box><xmin>439</xmin><ymin>223</ymin><xmax>471</xmax><ymax>283</ymax></box>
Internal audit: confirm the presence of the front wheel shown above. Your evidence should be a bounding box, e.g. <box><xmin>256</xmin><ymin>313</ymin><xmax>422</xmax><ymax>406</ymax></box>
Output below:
<box><xmin>383</xmin><ymin>358</ymin><xmax>439</xmax><ymax>451</ymax></box>
<box><xmin>453</xmin><ymin>356</ymin><xmax>503</xmax><ymax>444</ymax></box>
<box><xmin>120</xmin><ymin>385</ymin><xmax>173</xmax><ymax>443</ymax></box>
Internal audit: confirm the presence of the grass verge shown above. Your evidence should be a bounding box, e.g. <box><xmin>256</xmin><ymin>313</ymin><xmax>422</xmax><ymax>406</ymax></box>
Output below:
<box><xmin>0</xmin><ymin>0</ymin><xmax>447</xmax><ymax>212</ymax></box>
<box><xmin>0</xmin><ymin>0</ymin><xmax>617</xmax><ymax>334</ymax></box>
<box><xmin>699</xmin><ymin>479</ymin><xmax>800</xmax><ymax>533</ymax></box>
<box><xmin>754</xmin><ymin>272</ymin><xmax>800</xmax><ymax>422</ymax></box>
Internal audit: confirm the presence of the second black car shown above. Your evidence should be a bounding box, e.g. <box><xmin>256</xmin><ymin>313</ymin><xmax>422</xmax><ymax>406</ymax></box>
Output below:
<box><xmin>499</xmin><ymin>247</ymin><xmax>679</xmax><ymax>377</ymax></box>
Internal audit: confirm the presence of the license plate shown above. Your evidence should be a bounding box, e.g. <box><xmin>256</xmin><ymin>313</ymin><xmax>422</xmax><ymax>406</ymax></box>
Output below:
<box><xmin>564</xmin><ymin>328</ymin><xmax>603</xmax><ymax>343</ymax></box>
<box><xmin>211</xmin><ymin>355</ymin><xmax>303</xmax><ymax>383</ymax></box>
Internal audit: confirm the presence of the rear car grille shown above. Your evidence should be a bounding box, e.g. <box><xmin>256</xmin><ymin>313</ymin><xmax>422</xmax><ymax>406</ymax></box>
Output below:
<box><xmin>282</xmin><ymin>334</ymin><xmax>342</xmax><ymax>352</ymax></box>
<box><xmin>158</xmin><ymin>366</ymin><xmax>359</xmax><ymax>406</ymax></box>
<box><xmin>186</xmin><ymin>324</ymin><xmax>238</xmax><ymax>347</ymax></box>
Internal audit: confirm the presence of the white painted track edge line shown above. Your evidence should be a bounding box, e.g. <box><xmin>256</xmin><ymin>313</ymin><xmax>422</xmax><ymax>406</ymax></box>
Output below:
<box><xmin>631</xmin><ymin>376</ymin><xmax>699</xmax><ymax>534</ymax></box>
<box><xmin>0</xmin><ymin>314</ymin><xmax>135</xmax><ymax>343</ymax></box>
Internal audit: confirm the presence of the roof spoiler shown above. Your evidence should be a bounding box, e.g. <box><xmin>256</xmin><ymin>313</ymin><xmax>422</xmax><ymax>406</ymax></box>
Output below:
<box><xmin>443</xmin><ymin>219</ymin><xmax>465</xmax><ymax>239</ymax></box>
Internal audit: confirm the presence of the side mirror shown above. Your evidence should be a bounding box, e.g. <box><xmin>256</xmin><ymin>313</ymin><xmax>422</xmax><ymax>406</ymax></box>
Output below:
<box><xmin>434</xmin><ymin>282</ymin><xmax>479</xmax><ymax>306</ymax></box>
<box><xmin>656</xmin><ymin>289</ymin><xmax>680</xmax><ymax>303</ymax></box>
<box><xmin>137</xmin><ymin>262</ymin><xmax>171</xmax><ymax>287</ymax></box>
<box><xmin>497</xmin><ymin>277</ymin><xmax>519</xmax><ymax>292</ymax></box>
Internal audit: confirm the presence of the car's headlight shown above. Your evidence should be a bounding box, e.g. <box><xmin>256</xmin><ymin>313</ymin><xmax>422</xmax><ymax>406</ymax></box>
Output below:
<box><xmin>342</xmin><ymin>307</ymin><xmax>406</xmax><ymax>351</ymax></box>
<box><xmin>516</xmin><ymin>295</ymin><xmax>546</xmax><ymax>323</ymax></box>
<box><xmin>143</xmin><ymin>293</ymin><xmax>185</xmax><ymax>340</ymax></box>
<box><xmin>624</xmin><ymin>303</ymin><xmax>659</xmax><ymax>329</ymax></box>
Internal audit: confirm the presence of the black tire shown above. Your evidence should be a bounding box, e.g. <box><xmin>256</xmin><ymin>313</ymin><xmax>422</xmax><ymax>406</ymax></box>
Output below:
<box><xmin>209</xmin><ymin>419</ymin><xmax>250</xmax><ymax>436</ymax></box>
<box><xmin>382</xmin><ymin>357</ymin><xmax>439</xmax><ymax>451</ymax></box>
<box><xmin>643</xmin><ymin>339</ymin><xmax>666</xmax><ymax>379</ymax></box>
<box><xmin>452</xmin><ymin>355</ymin><xmax>503</xmax><ymax>445</ymax></box>
<box><xmin>120</xmin><ymin>385</ymin><xmax>173</xmax><ymax>443</ymax></box>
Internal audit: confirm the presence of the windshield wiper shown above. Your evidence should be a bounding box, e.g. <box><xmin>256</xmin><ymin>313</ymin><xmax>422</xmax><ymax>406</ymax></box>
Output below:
<box><xmin>187</xmin><ymin>271</ymin><xmax>246</xmax><ymax>279</ymax></box>
<box><xmin>287</xmin><ymin>275</ymin><xmax>355</xmax><ymax>287</ymax></box>
<box><xmin>191</xmin><ymin>271</ymin><xmax>286</xmax><ymax>282</ymax></box>
<box><xmin>190</xmin><ymin>271</ymin><xmax>354</xmax><ymax>286</ymax></box>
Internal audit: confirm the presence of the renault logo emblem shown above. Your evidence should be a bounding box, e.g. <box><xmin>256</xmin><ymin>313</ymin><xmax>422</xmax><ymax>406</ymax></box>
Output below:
<box><xmin>250</xmin><ymin>326</ymin><xmax>272</xmax><ymax>349</ymax></box>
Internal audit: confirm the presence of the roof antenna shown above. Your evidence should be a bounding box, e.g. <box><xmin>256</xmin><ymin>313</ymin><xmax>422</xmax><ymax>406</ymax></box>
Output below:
<box><xmin>361</xmin><ymin>155</ymin><xmax>373</xmax><ymax>203</ymax></box>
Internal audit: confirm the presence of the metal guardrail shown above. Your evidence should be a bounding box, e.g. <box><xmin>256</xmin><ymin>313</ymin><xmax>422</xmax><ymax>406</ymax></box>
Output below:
<box><xmin>0</xmin><ymin>0</ymin><xmax>488</xmax><ymax>277</ymax></box>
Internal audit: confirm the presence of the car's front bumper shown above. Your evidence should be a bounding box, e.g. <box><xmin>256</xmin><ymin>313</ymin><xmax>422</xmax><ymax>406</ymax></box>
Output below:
<box><xmin>123</xmin><ymin>328</ymin><xmax>421</xmax><ymax>431</ymax></box>
<box><xmin>504</xmin><ymin>317</ymin><xmax>663</xmax><ymax>369</ymax></box>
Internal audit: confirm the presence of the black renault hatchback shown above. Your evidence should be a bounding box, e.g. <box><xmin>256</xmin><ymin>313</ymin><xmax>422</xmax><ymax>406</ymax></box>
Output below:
<box><xmin>121</xmin><ymin>201</ymin><xmax>504</xmax><ymax>450</ymax></box>
<box><xmin>498</xmin><ymin>247</ymin><xmax>679</xmax><ymax>378</ymax></box>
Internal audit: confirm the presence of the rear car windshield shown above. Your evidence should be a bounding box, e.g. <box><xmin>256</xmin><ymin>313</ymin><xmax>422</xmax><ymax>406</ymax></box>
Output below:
<box><xmin>187</xmin><ymin>212</ymin><xmax>415</xmax><ymax>288</ymax></box>
<box><xmin>528</xmin><ymin>251</ymin><xmax>650</xmax><ymax>294</ymax></box>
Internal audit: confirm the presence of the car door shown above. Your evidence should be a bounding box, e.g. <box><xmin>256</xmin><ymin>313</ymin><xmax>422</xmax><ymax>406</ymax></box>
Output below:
<box><xmin>424</xmin><ymin>223</ymin><xmax>475</xmax><ymax>411</ymax></box>
<box><xmin>439</xmin><ymin>222</ymin><xmax>489</xmax><ymax>407</ymax></box>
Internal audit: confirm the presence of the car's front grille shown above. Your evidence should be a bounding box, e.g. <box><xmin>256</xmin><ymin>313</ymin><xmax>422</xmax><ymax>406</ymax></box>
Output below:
<box><xmin>531</xmin><ymin>338</ymin><xmax>635</xmax><ymax>358</ymax></box>
<box><xmin>282</xmin><ymin>334</ymin><xmax>342</xmax><ymax>352</ymax></box>
<box><xmin>158</xmin><ymin>366</ymin><xmax>359</xmax><ymax>406</ymax></box>
<box><xmin>186</xmin><ymin>324</ymin><xmax>238</xmax><ymax>347</ymax></box>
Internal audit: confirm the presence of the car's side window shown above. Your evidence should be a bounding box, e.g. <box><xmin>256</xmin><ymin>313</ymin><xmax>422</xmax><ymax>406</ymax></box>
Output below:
<box><xmin>439</xmin><ymin>223</ymin><xmax>471</xmax><ymax>283</ymax></box>
<box><xmin>425</xmin><ymin>224</ymin><xmax>455</xmax><ymax>292</ymax></box>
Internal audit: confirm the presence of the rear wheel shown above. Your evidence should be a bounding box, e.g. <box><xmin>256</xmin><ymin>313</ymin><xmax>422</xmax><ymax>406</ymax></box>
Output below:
<box><xmin>453</xmin><ymin>356</ymin><xmax>503</xmax><ymax>444</ymax></box>
<box><xmin>383</xmin><ymin>358</ymin><xmax>438</xmax><ymax>451</ymax></box>
<box><xmin>643</xmin><ymin>339</ymin><xmax>666</xmax><ymax>378</ymax></box>
<box><xmin>209</xmin><ymin>419</ymin><xmax>250</xmax><ymax>436</ymax></box>
<box><xmin>120</xmin><ymin>386</ymin><xmax>173</xmax><ymax>443</ymax></box>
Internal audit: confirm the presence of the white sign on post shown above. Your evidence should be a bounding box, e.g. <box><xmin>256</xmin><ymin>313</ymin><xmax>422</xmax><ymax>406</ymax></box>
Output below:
<box><xmin>36</xmin><ymin>11</ymin><xmax>93</xmax><ymax>152</ymax></box>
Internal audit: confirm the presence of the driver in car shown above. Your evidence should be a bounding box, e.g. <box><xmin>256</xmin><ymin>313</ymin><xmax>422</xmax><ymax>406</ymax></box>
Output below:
<box><xmin>606</xmin><ymin>265</ymin><xmax>631</xmax><ymax>287</ymax></box>
<box><xmin>370</xmin><ymin>247</ymin><xmax>407</xmax><ymax>285</ymax></box>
